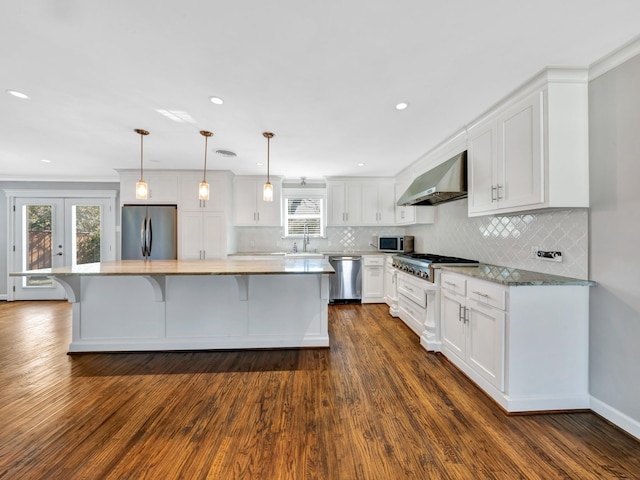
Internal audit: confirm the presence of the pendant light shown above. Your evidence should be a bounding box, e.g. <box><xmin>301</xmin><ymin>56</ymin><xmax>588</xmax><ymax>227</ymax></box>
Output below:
<box><xmin>262</xmin><ymin>132</ymin><xmax>274</xmax><ymax>202</ymax></box>
<box><xmin>134</xmin><ymin>129</ymin><xmax>150</xmax><ymax>199</ymax></box>
<box><xmin>198</xmin><ymin>130</ymin><xmax>214</xmax><ymax>200</ymax></box>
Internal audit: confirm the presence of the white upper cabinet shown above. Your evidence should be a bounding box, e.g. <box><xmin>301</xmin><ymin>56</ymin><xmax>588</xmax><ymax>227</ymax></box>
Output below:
<box><xmin>362</xmin><ymin>181</ymin><xmax>395</xmax><ymax>225</ymax></box>
<box><xmin>119</xmin><ymin>172</ymin><xmax>179</xmax><ymax>204</ymax></box>
<box><xmin>179</xmin><ymin>173</ymin><xmax>230</xmax><ymax>212</ymax></box>
<box><xmin>467</xmin><ymin>68</ymin><xmax>589</xmax><ymax>216</ymax></box>
<box><xmin>326</xmin><ymin>181</ymin><xmax>363</xmax><ymax>226</ymax></box>
<box><xmin>233</xmin><ymin>176</ymin><xmax>282</xmax><ymax>226</ymax></box>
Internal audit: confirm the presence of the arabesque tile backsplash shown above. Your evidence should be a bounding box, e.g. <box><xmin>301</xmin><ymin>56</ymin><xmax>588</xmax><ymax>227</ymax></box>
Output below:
<box><xmin>234</xmin><ymin>199</ymin><xmax>588</xmax><ymax>279</ymax></box>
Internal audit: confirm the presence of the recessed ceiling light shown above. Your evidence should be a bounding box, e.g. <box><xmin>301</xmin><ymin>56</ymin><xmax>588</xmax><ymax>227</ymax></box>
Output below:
<box><xmin>256</xmin><ymin>162</ymin><xmax>264</xmax><ymax>166</ymax></box>
<box><xmin>216</xmin><ymin>149</ymin><xmax>236</xmax><ymax>158</ymax></box>
<box><xmin>41</xmin><ymin>159</ymin><xmax>51</xmax><ymax>163</ymax></box>
<box><xmin>7</xmin><ymin>89</ymin><xmax>30</xmax><ymax>100</ymax></box>
<box><xmin>209</xmin><ymin>96</ymin><xmax>224</xmax><ymax>105</ymax></box>
<box><xmin>357</xmin><ymin>163</ymin><xmax>365</xmax><ymax>167</ymax></box>
<box><xmin>395</xmin><ymin>102</ymin><xmax>409</xmax><ymax>110</ymax></box>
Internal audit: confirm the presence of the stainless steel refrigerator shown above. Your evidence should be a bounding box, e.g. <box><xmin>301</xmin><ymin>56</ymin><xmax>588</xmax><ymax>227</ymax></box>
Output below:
<box><xmin>121</xmin><ymin>205</ymin><xmax>177</xmax><ymax>260</ymax></box>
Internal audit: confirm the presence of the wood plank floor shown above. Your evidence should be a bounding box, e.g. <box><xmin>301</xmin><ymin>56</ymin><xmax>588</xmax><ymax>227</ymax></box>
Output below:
<box><xmin>0</xmin><ymin>301</ymin><xmax>639</xmax><ymax>479</ymax></box>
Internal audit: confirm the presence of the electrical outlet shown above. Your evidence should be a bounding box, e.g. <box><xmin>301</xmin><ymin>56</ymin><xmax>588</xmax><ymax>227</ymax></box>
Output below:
<box><xmin>530</xmin><ymin>246</ymin><xmax>538</xmax><ymax>258</ymax></box>
<box><xmin>536</xmin><ymin>250</ymin><xmax>563</xmax><ymax>262</ymax></box>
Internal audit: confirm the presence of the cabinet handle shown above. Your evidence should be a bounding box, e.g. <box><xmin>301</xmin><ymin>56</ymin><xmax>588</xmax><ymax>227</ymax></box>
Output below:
<box><xmin>257</xmin><ymin>212</ymin><xmax>260</xmax><ymax>222</ymax></box>
<box><xmin>444</xmin><ymin>281</ymin><xmax>457</xmax><ymax>287</ymax></box>
<box><xmin>491</xmin><ymin>185</ymin><xmax>497</xmax><ymax>202</ymax></box>
<box><xmin>496</xmin><ymin>184</ymin><xmax>503</xmax><ymax>200</ymax></box>
<box><xmin>458</xmin><ymin>304</ymin><xmax>463</xmax><ymax>322</ymax></box>
<box><xmin>464</xmin><ymin>306</ymin><xmax>469</xmax><ymax>324</ymax></box>
<box><xmin>472</xmin><ymin>290</ymin><xmax>490</xmax><ymax>298</ymax></box>
<box><xmin>203</xmin><ymin>250</ymin><xmax>206</xmax><ymax>260</ymax></box>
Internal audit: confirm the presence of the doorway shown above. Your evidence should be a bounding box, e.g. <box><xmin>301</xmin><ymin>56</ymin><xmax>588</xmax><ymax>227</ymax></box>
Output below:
<box><xmin>6</xmin><ymin>190</ymin><xmax>116</xmax><ymax>301</ymax></box>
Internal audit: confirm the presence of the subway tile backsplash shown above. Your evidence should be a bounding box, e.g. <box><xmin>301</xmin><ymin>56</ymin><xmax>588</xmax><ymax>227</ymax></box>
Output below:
<box><xmin>234</xmin><ymin>199</ymin><xmax>588</xmax><ymax>279</ymax></box>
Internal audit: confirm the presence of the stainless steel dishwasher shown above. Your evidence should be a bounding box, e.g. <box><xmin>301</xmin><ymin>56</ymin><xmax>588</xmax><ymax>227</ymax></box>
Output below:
<box><xmin>329</xmin><ymin>256</ymin><xmax>362</xmax><ymax>303</ymax></box>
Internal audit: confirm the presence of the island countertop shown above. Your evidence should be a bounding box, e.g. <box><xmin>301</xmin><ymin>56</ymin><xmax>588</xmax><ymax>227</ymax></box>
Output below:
<box><xmin>11</xmin><ymin>258</ymin><xmax>335</xmax><ymax>277</ymax></box>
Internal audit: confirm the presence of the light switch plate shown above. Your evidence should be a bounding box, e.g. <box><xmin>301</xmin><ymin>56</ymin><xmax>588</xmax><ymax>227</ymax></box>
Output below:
<box><xmin>536</xmin><ymin>250</ymin><xmax>562</xmax><ymax>262</ymax></box>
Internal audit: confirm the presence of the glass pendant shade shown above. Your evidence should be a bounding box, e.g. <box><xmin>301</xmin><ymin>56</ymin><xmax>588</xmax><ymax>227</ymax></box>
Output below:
<box><xmin>263</xmin><ymin>181</ymin><xmax>273</xmax><ymax>202</ymax></box>
<box><xmin>198</xmin><ymin>181</ymin><xmax>210</xmax><ymax>201</ymax></box>
<box><xmin>262</xmin><ymin>132</ymin><xmax>274</xmax><ymax>202</ymax></box>
<box><xmin>136</xmin><ymin>180</ymin><xmax>148</xmax><ymax>199</ymax></box>
<box><xmin>199</xmin><ymin>130</ymin><xmax>213</xmax><ymax>201</ymax></box>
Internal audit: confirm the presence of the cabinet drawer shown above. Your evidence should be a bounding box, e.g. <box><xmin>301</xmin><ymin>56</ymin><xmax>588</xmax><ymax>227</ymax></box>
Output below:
<box><xmin>468</xmin><ymin>279</ymin><xmax>506</xmax><ymax>310</ymax></box>
<box><xmin>364</xmin><ymin>256</ymin><xmax>385</xmax><ymax>266</ymax></box>
<box><xmin>397</xmin><ymin>275</ymin><xmax>429</xmax><ymax>308</ymax></box>
<box><xmin>441</xmin><ymin>272</ymin><xmax>466</xmax><ymax>296</ymax></box>
<box><xmin>398</xmin><ymin>295</ymin><xmax>427</xmax><ymax>332</ymax></box>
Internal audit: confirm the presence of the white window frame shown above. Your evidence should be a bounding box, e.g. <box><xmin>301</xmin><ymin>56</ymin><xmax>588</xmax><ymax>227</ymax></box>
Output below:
<box><xmin>282</xmin><ymin>187</ymin><xmax>326</xmax><ymax>238</ymax></box>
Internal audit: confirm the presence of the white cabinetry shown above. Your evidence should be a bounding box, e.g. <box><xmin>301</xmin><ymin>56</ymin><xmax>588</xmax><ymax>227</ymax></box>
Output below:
<box><xmin>180</xmin><ymin>211</ymin><xmax>226</xmax><ymax>260</ymax></box>
<box><xmin>119</xmin><ymin>172</ymin><xmax>179</xmax><ymax>204</ymax></box>
<box><xmin>397</xmin><ymin>272</ymin><xmax>434</xmax><ymax>336</ymax></box>
<box><xmin>441</xmin><ymin>273</ymin><xmax>505</xmax><ymax>390</ymax></box>
<box><xmin>394</xmin><ymin>179</ymin><xmax>436</xmax><ymax>225</ymax></box>
<box><xmin>362</xmin><ymin>255</ymin><xmax>385</xmax><ymax>303</ymax></box>
<box><xmin>439</xmin><ymin>269</ymin><xmax>590</xmax><ymax>412</ymax></box>
<box><xmin>384</xmin><ymin>255</ymin><xmax>398</xmax><ymax>315</ymax></box>
<box><xmin>233</xmin><ymin>177</ymin><xmax>282</xmax><ymax>226</ymax></box>
<box><xmin>362</xmin><ymin>181</ymin><xmax>395</xmax><ymax>225</ymax></box>
<box><xmin>467</xmin><ymin>68</ymin><xmax>589</xmax><ymax>216</ymax></box>
<box><xmin>326</xmin><ymin>181</ymin><xmax>362</xmax><ymax>226</ymax></box>
<box><xmin>179</xmin><ymin>173</ymin><xmax>228</xmax><ymax>212</ymax></box>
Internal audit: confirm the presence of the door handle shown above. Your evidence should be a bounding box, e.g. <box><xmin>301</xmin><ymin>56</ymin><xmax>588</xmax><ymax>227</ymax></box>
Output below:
<box><xmin>56</xmin><ymin>252</ymin><xmax>63</xmax><ymax>256</ymax></box>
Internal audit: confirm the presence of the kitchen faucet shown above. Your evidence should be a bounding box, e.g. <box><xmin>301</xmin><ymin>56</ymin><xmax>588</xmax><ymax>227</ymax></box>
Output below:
<box><xmin>303</xmin><ymin>224</ymin><xmax>310</xmax><ymax>252</ymax></box>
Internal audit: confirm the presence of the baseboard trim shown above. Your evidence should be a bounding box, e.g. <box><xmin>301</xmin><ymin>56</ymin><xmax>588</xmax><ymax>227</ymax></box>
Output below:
<box><xmin>590</xmin><ymin>396</ymin><xmax>640</xmax><ymax>441</ymax></box>
<box><xmin>0</xmin><ymin>294</ymin><xmax>7</xmax><ymax>301</ymax></box>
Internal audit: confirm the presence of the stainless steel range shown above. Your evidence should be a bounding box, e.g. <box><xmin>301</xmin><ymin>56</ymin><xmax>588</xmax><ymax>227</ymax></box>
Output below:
<box><xmin>391</xmin><ymin>253</ymin><xmax>478</xmax><ymax>352</ymax></box>
<box><xmin>392</xmin><ymin>253</ymin><xmax>478</xmax><ymax>282</ymax></box>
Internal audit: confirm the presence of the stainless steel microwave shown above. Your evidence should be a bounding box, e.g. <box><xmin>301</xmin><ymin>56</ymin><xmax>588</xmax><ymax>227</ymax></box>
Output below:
<box><xmin>377</xmin><ymin>235</ymin><xmax>414</xmax><ymax>253</ymax></box>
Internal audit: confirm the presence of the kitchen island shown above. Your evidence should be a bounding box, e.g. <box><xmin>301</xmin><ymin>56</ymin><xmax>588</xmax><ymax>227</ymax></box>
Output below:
<box><xmin>11</xmin><ymin>259</ymin><xmax>334</xmax><ymax>353</ymax></box>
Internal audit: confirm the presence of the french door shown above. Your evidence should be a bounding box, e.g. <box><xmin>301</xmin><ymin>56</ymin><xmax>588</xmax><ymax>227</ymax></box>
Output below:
<box><xmin>8</xmin><ymin>191</ymin><xmax>116</xmax><ymax>301</ymax></box>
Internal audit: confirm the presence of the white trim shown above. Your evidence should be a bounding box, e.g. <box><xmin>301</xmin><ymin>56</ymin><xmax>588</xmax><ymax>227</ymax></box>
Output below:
<box><xmin>4</xmin><ymin>189</ymin><xmax>116</xmax><ymax>198</ymax></box>
<box><xmin>590</xmin><ymin>396</ymin><xmax>640</xmax><ymax>441</ymax></box>
<box><xmin>0</xmin><ymin>175</ymin><xmax>120</xmax><ymax>182</ymax></box>
<box><xmin>589</xmin><ymin>34</ymin><xmax>640</xmax><ymax>80</ymax></box>
<box><xmin>0</xmin><ymin>294</ymin><xmax>7</xmax><ymax>301</ymax></box>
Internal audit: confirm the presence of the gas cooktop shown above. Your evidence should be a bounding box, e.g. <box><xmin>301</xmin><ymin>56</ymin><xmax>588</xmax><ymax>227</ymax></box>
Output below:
<box><xmin>392</xmin><ymin>253</ymin><xmax>478</xmax><ymax>281</ymax></box>
<box><xmin>395</xmin><ymin>253</ymin><xmax>479</xmax><ymax>264</ymax></box>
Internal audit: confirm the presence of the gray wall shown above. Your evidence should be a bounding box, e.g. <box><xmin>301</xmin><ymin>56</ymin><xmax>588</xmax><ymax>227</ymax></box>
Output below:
<box><xmin>0</xmin><ymin>181</ymin><xmax>119</xmax><ymax>297</ymax></box>
<box><xmin>589</xmin><ymin>55</ymin><xmax>640</xmax><ymax>427</ymax></box>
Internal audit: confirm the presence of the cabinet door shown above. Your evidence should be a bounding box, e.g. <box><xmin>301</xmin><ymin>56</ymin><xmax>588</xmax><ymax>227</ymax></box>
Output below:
<box><xmin>326</xmin><ymin>183</ymin><xmax>346</xmax><ymax>226</ymax></box>
<box><xmin>180</xmin><ymin>174</ymin><xmax>228</xmax><ymax>212</ymax></box>
<box><xmin>377</xmin><ymin>182</ymin><xmax>396</xmax><ymax>224</ymax></box>
<box><xmin>441</xmin><ymin>289</ymin><xmax>466</xmax><ymax>360</ymax></box>
<box><xmin>344</xmin><ymin>182</ymin><xmax>362</xmax><ymax>225</ymax></box>
<box><xmin>233</xmin><ymin>178</ymin><xmax>258</xmax><ymax>225</ymax></box>
<box><xmin>395</xmin><ymin>180</ymin><xmax>415</xmax><ymax>224</ymax></box>
<box><xmin>466</xmin><ymin>299</ymin><xmax>505</xmax><ymax>391</ymax></box>
<box><xmin>362</xmin><ymin>266</ymin><xmax>384</xmax><ymax>301</ymax></box>
<box><xmin>468</xmin><ymin>120</ymin><xmax>498</xmax><ymax>215</ymax></box>
<box><xmin>256</xmin><ymin>181</ymin><xmax>281</xmax><ymax>226</ymax></box>
<box><xmin>202</xmin><ymin>213</ymin><xmax>225</xmax><ymax>259</ymax></box>
<box><xmin>179</xmin><ymin>211</ymin><xmax>204</xmax><ymax>259</ymax></box>
<box><xmin>499</xmin><ymin>91</ymin><xmax>543</xmax><ymax>209</ymax></box>
<box><xmin>361</xmin><ymin>183</ymin><xmax>379</xmax><ymax>224</ymax></box>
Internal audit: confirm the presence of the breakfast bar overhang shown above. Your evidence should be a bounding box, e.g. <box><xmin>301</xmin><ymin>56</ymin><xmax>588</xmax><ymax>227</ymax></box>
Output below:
<box><xmin>12</xmin><ymin>259</ymin><xmax>334</xmax><ymax>353</ymax></box>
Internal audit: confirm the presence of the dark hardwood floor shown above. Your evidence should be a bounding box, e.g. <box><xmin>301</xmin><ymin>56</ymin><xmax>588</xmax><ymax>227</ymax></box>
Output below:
<box><xmin>0</xmin><ymin>301</ymin><xmax>639</xmax><ymax>479</ymax></box>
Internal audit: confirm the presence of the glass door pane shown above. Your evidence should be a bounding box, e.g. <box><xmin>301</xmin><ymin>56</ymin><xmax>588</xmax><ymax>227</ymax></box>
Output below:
<box><xmin>72</xmin><ymin>205</ymin><xmax>102</xmax><ymax>265</ymax></box>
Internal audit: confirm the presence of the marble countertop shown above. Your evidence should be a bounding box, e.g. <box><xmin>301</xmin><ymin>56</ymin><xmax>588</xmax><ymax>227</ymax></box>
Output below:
<box><xmin>441</xmin><ymin>264</ymin><xmax>596</xmax><ymax>286</ymax></box>
<box><xmin>11</xmin><ymin>258</ymin><xmax>335</xmax><ymax>277</ymax></box>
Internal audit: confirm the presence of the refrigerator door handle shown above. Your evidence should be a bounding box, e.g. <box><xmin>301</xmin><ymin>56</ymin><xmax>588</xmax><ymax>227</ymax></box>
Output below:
<box><xmin>140</xmin><ymin>216</ymin><xmax>147</xmax><ymax>257</ymax></box>
<box><xmin>146</xmin><ymin>217</ymin><xmax>152</xmax><ymax>257</ymax></box>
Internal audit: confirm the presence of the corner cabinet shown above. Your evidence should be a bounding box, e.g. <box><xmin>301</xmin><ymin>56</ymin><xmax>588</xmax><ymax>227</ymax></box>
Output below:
<box><xmin>467</xmin><ymin>68</ymin><xmax>589</xmax><ymax>217</ymax></box>
<box><xmin>233</xmin><ymin>176</ymin><xmax>282</xmax><ymax>226</ymax></box>
<box><xmin>439</xmin><ymin>270</ymin><xmax>590</xmax><ymax>413</ymax></box>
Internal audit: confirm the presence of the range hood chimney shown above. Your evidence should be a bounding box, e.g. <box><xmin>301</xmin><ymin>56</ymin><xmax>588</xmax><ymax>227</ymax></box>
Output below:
<box><xmin>397</xmin><ymin>151</ymin><xmax>468</xmax><ymax>206</ymax></box>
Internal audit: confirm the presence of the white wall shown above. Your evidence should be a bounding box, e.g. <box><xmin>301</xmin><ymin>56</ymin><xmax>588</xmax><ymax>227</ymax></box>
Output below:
<box><xmin>588</xmin><ymin>52</ymin><xmax>640</xmax><ymax>437</ymax></box>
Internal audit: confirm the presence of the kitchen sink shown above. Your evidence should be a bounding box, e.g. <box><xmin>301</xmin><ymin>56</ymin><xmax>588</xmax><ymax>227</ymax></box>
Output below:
<box><xmin>284</xmin><ymin>252</ymin><xmax>324</xmax><ymax>258</ymax></box>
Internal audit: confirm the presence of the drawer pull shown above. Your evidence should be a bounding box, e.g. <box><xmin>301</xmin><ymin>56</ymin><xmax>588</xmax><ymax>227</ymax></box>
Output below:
<box><xmin>472</xmin><ymin>290</ymin><xmax>490</xmax><ymax>298</ymax></box>
<box><xmin>444</xmin><ymin>281</ymin><xmax>457</xmax><ymax>287</ymax></box>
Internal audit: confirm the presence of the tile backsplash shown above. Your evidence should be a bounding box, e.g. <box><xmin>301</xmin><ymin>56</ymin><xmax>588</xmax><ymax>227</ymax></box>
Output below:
<box><xmin>233</xmin><ymin>199</ymin><xmax>589</xmax><ymax>279</ymax></box>
<box><xmin>406</xmin><ymin>199</ymin><xmax>589</xmax><ymax>279</ymax></box>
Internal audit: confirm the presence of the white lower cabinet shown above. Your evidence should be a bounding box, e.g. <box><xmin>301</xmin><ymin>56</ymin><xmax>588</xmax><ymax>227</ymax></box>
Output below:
<box><xmin>439</xmin><ymin>270</ymin><xmax>590</xmax><ymax>413</ymax></box>
<box><xmin>179</xmin><ymin>211</ymin><xmax>226</xmax><ymax>260</ymax></box>
<box><xmin>362</xmin><ymin>256</ymin><xmax>385</xmax><ymax>303</ymax></box>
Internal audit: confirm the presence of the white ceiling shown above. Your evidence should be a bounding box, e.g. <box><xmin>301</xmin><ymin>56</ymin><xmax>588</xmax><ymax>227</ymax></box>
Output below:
<box><xmin>1</xmin><ymin>1</ymin><xmax>639</xmax><ymax>182</ymax></box>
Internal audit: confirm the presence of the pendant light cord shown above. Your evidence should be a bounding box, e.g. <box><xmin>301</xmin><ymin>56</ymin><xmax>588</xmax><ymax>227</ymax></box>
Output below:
<box><xmin>203</xmin><ymin>134</ymin><xmax>208</xmax><ymax>182</ymax></box>
<box><xmin>266</xmin><ymin>134</ymin><xmax>270</xmax><ymax>182</ymax></box>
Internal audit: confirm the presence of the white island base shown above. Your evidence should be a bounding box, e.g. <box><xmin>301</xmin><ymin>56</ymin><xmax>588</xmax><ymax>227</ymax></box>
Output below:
<box><xmin>53</xmin><ymin>271</ymin><xmax>330</xmax><ymax>353</ymax></box>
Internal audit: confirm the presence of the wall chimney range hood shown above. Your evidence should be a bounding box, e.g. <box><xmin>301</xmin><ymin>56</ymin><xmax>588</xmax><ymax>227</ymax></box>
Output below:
<box><xmin>397</xmin><ymin>151</ymin><xmax>468</xmax><ymax>206</ymax></box>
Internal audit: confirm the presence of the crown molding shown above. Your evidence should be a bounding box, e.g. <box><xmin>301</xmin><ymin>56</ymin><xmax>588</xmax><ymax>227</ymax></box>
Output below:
<box><xmin>590</xmin><ymin>34</ymin><xmax>640</xmax><ymax>80</ymax></box>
